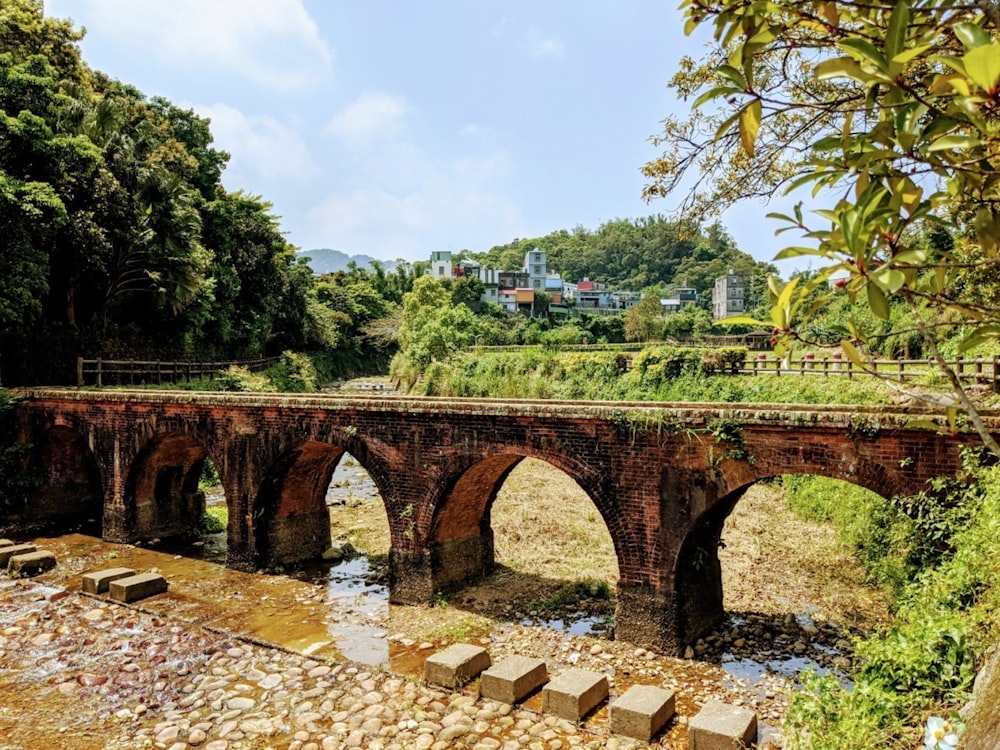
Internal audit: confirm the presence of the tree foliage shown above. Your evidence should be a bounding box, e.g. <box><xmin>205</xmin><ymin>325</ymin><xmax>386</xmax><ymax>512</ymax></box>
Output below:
<box><xmin>476</xmin><ymin>217</ymin><xmax>774</xmax><ymax>300</ymax></box>
<box><xmin>651</xmin><ymin>0</ymin><xmax>1000</xmax><ymax>455</ymax></box>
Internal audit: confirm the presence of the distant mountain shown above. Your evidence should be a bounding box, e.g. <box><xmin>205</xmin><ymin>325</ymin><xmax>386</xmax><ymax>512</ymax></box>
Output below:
<box><xmin>297</xmin><ymin>249</ymin><xmax>400</xmax><ymax>275</ymax></box>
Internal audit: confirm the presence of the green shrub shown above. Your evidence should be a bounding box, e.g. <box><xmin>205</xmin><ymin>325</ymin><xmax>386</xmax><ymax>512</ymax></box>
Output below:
<box><xmin>214</xmin><ymin>365</ymin><xmax>275</xmax><ymax>392</ymax></box>
<box><xmin>266</xmin><ymin>351</ymin><xmax>319</xmax><ymax>392</ymax></box>
<box><xmin>199</xmin><ymin>506</ymin><xmax>228</xmax><ymax>534</ymax></box>
<box><xmin>784</xmin><ymin>459</ymin><xmax>1000</xmax><ymax>749</ymax></box>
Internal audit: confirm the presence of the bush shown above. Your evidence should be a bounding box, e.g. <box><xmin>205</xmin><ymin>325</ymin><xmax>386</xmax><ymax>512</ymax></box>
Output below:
<box><xmin>214</xmin><ymin>365</ymin><xmax>275</xmax><ymax>392</ymax></box>
<box><xmin>267</xmin><ymin>351</ymin><xmax>319</xmax><ymax>392</ymax></box>
<box><xmin>784</xmin><ymin>456</ymin><xmax>1000</xmax><ymax>749</ymax></box>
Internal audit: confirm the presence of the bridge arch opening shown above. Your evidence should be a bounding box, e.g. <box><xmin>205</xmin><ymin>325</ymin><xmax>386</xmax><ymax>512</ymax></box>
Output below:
<box><xmin>254</xmin><ymin>442</ymin><xmax>390</xmax><ymax>571</ymax></box>
<box><xmin>676</xmin><ymin>472</ymin><xmax>890</xmax><ymax>659</ymax></box>
<box><xmin>429</xmin><ymin>455</ymin><xmax>618</xmax><ymax>632</ymax></box>
<box><xmin>124</xmin><ymin>433</ymin><xmax>213</xmax><ymax>542</ymax></box>
<box><xmin>30</xmin><ymin>425</ymin><xmax>103</xmax><ymax>533</ymax></box>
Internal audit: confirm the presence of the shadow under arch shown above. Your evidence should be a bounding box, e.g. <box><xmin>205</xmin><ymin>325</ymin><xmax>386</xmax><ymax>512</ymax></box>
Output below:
<box><xmin>124</xmin><ymin>432</ymin><xmax>216</xmax><ymax>542</ymax></box>
<box><xmin>673</xmin><ymin>469</ymin><xmax>894</xmax><ymax>647</ymax></box>
<box><xmin>423</xmin><ymin>451</ymin><xmax>625</xmax><ymax>602</ymax></box>
<box><xmin>254</xmin><ymin>440</ymin><xmax>392</xmax><ymax>569</ymax></box>
<box><xmin>29</xmin><ymin>425</ymin><xmax>103</xmax><ymax>533</ymax></box>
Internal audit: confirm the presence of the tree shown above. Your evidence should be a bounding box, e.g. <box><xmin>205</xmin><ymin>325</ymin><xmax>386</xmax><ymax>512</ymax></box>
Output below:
<box><xmin>649</xmin><ymin>0</ymin><xmax>1000</xmax><ymax>455</ymax></box>
<box><xmin>624</xmin><ymin>293</ymin><xmax>665</xmax><ymax>342</ymax></box>
<box><xmin>451</xmin><ymin>275</ymin><xmax>485</xmax><ymax>311</ymax></box>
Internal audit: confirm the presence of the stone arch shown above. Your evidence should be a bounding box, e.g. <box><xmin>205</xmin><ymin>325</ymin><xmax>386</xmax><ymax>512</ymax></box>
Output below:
<box><xmin>30</xmin><ymin>425</ymin><xmax>103</xmax><ymax>532</ymax></box>
<box><xmin>672</xmin><ymin>465</ymin><xmax>896</xmax><ymax>647</ymax></box>
<box><xmin>124</xmin><ymin>432</ymin><xmax>215</xmax><ymax>542</ymax></box>
<box><xmin>422</xmin><ymin>450</ymin><xmax>626</xmax><ymax>597</ymax></box>
<box><xmin>253</xmin><ymin>439</ymin><xmax>393</xmax><ymax>569</ymax></box>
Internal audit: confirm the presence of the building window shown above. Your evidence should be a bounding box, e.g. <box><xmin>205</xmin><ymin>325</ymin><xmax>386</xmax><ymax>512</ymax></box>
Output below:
<box><xmin>533</xmin><ymin>265</ymin><xmax>541</xmax><ymax>274</ymax></box>
<box><xmin>438</xmin><ymin>267</ymin><xmax>444</xmax><ymax>276</ymax></box>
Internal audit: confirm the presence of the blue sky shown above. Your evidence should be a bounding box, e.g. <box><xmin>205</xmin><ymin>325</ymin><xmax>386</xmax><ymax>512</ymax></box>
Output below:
<box><xmin>43</xmin><ymin>1</ymin><xmax>792</xmax><ymax>267</ymax></box>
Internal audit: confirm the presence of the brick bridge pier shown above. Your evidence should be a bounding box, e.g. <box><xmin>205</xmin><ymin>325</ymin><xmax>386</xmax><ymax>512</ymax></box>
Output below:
<box><xmin>13</xmin><ymin>389</ymin><xmax>989</xmax><ymax>655</ymax></box>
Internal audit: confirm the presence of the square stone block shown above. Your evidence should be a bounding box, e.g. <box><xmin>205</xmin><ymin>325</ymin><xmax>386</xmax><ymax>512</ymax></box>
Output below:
<box><xmin>424</xmin><ymin>643</ymin><xmax>491</xmax><ymax>687</ymax></box>
<box><xmin>480</xmin><ymin>655</ymin><xmax>548</xmax><ymax>704</ymax></box>
<box><xmin>689</xmin><ymin>700</ymin><xmax>758</xmax><ymax>750</ymax></box>
<box><xmin>542</xmin><ymin>668</ymin><xmax>609</xmax><ymax>720</ymax></box>
<box><xmin>109</xmin><ymin>572</ymin><xmax>168</xmax><ymax>603</ymax></box>
<box><xmin>8</xmin><ymin>550</ymin><xmax>57</xmax><ymax>577</ymax></box>
<box><xmin>610</xmin><ymin>684</ymin><xmax>676</xmax><ymax>741</ymax></box>
<box><xmin>82</xmin><ymin>567</ymin><xmax>136</xmax><ymax>595</ymax></box>
<box><xmin>0</xmin><ymin>544</ymin><xmax>36</xmax><ymax>567</ymax></box>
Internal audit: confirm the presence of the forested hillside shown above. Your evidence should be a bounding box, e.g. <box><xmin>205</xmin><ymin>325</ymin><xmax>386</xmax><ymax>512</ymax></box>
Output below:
<box><xmin>475</xmin><ymin>216</ymin><xmax>775</xmax><ymax>298</ymax></box>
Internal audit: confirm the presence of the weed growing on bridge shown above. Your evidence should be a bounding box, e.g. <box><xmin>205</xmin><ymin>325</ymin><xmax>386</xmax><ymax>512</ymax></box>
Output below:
<box><xmin>400</xmin><ymin>503</ymin><xmax>415</xmax><ymax>541</ymax></box>
<box><xmin>608</xmin><ymin>409</ymin><xmax>697</xmax><ymax>444</ymax></box>
<box><xmin>845</xmin><ymin>414</ymin><xmax>881</xmax><ymax>439</ymax></box>
<box><xmin>708</xmin><ymin>419</ymin><xmax>753</xmax><ymax>464</ymax></box>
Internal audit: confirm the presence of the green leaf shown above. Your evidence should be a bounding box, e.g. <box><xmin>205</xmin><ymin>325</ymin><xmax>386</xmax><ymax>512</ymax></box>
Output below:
<box><xmin>962</xmin><ymin>44</ymin><xmax>1000</xmax><ymax>92</ymax></box>
<box><xmin>957</xmin><ymin>324</ymin><xmax>1000</xmax><ymax>353</ymax></box>
<box><xmin>838</xmin><ymin>38</ymin><xmax>888</xmax><ymax>75</ymax></box>
<box><xmin>891</xmin><ymin>249</ymin><xmax>928</xmax><ymax>265</ymax></box>
<box><xmin>774</xmin><ymin>246</ymin><xmax>840</xmax><ymax>260</ymax></box>
<box><xmin>953</xmin><ymin>23</ymin><xmax>992</xmax><ymax>51</ymax></box>
<box><xmin>872</xmin><ymin>266</ymin><xmax>906</xmax><ymax>293</ymax></box>
<box><xmin>927</xmin><ymin>134</ymin><xmax>984</xmax><ymax>152</ymax></box>
<box><xmin>715</xmin><ymin>65</ymin><xmax>747</xmax><ymax>89</ymax></box>
<box><xmin>815</xmin><ymin>57</ymin><xmax>871</xmax><ymax>83</ymax></box>
<box><xmin>867</xmin><ymin>281</ymin><xmax>891</xmax><ymax>319</ymax></box>
<box><xmin>840</xmin><ymin>339</ymin><xmax>865</xmax><ymax>367</ymax></box>
<box><xmin>739</xmin><ymin>99</ymin><xmax>762</xmax><ymax>156</ymax></box>
<box><xmin>892</xmin><ymin>44</ymin><xmax>932</xmax><ymax>66</ymax></box>
<box><xmin>884</xmin><ymin>0</ymin><xmax>910</xmax><ymax>75</ymax></box>
<box><xmin>693</xmin><ymin>85</ymin><xmax>744</xmax><ymax>109</ymax></box>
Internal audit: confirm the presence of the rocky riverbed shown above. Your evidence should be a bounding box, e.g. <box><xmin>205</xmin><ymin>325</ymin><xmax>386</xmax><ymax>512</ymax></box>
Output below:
<box><xmin>0</xmin><ymin>459</ymin><xmax>886</xmax><ymax>748</ymax></box>
<box><xmin>0</xmin><ymin>555</ymin><xmax>856</xmax><ymax>749</ymax></box>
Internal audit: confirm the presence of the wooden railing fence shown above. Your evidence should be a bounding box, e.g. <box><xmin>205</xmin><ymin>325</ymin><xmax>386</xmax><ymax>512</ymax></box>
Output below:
<box><xmin>76</xmin><ymin>356</ymin><xmax>279</xmax><ymax>387</ymax></box>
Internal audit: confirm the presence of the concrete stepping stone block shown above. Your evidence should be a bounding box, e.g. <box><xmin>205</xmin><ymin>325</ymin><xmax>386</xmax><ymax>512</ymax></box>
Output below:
<box><xmin>0</xmin><ymin>539</ymin><xmax>13</xmax><ymax>547</ymax></box>
<box><xmin>542</xmin><ymin>668</ymin><xmax>609</xmax><ymax>720</ymax></box>
<box><xmin>8</xmin><ymin>550</ymin><xmax>57</xmax><ymax>577</ymax></box>
<box><xmin>0</xmin><ymin>544</ymin><xmax>36</xmax><ymax>567</ymax></box>
<box><xmin>424</xmin><ymin>643</ymin><xmax>491</xmax><ymax>687</ymax></box>
<box><xmin>610</xmin><ymin>684</ymin><xmax>676</xmax><ymax>741</ymax></box>
<box><xmin>109</xmin><ymin>572</ymin><xmax>168</xmax><ymax>603</ymax></box>
<box><xmin>688</xmin><ymin>700</ymin><xmax>758</xmax><ymax>750</ymax></box>
<box><xmin>480</xmin><ymin>655</ymin><xmax>549</xmax><ymax>704</ymax></box>
<box><xmin>82</xmin><ymin>567</ymin><xmax>136</xmax><ymax>595</ymax></box>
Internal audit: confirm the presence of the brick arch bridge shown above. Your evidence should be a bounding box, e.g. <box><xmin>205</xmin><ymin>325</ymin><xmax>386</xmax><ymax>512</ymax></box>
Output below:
<box><xmin>14</xmin><ymin>388</ymin><xmax>993</xmax><ymax>655</ymax></box>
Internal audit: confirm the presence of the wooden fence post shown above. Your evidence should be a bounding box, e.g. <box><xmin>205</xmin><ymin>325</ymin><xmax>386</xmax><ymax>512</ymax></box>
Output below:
<box><xmin>76</xmin><ymin>357</ymin><xmax>84</xmax><ymax>387</ymax></box>
<box><xmin>96</xmin><ymin>358</ymin><xmax>103</xmax><ymax>388</ymax></box>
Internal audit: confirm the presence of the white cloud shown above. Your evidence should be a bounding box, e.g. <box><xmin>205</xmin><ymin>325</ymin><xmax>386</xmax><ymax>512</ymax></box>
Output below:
<box><xmin>307</xmin><ymin>150</ymin><xmax>521</xmax><ymax>258</ymax></box>
<box><xmin>196</xmin><ymin>103</ymin><xmax>320</xmax><ymax>182</ymax></box>
<box><xmin>325</xmin><ymin>92</ymin><xmax>408</xmax><ymax>149</ymax></box>
<box><xmin>525</xmin><ymin>28</ymin><xmax>566</xmax><ymax>59</ymax></box>
<box><xmin>63</xmin><ymin>0</ymin><xmax>332</xmax><ymax>90</ymax></box>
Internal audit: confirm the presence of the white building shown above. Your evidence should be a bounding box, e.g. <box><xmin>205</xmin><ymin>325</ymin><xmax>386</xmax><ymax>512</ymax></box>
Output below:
<box><xmin>429</xmin><ymin>251</ymin><xmax>452</xmax><ymax>279</ymax></box>
<box><xmin>713</xmin><ymin>272</ymin><xmax>746</xmax><ymax>319</ymax></box>
<box><xmin>523</xmin><ymin>248</ymin><xmax>546</xmax><ymax>291</ymax></box>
